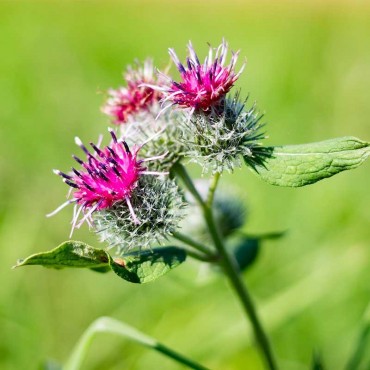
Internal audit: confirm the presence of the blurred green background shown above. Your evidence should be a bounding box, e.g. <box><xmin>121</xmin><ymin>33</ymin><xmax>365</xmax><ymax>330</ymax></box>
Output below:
<box><xmin>0</xmin><ymin>1</ymin><xmax>369</xmax><ymax>369</ymax></box>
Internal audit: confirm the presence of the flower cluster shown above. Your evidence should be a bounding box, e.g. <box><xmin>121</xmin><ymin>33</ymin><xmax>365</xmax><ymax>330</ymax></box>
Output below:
<box><xmin>50</xmin><ymin>40</ymin><xmax>266</xmax><ymax>254</ymax></box>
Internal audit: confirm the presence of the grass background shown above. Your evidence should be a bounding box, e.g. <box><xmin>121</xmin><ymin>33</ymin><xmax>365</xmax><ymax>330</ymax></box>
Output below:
<box><xmin>0</xmin><ymin>1</ymin><xmax>369</xmax><ymax>369</ymax></box>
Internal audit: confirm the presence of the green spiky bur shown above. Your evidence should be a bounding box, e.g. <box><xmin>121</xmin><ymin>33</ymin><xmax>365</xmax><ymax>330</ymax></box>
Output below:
<box><xmin>181</xmin><ymin>94</ymin><xmax>266</xmax><ymax>174</ymax></box>
<box><xmin>93</xmin><ymin>176</ymin><xmax>186</xmax><ymax>254</ymax></box>
<box><xmin>120</xmin><ymin>106</ymin><xmax>187</xmax><ymax>171</ymax></box>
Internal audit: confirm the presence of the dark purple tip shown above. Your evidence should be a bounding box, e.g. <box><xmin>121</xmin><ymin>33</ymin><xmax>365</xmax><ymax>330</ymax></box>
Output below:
<box><xmin>72</xmin><ymin>155</ymin><xmax>84</xmax><ymax>165</ymax></box>
<box><xmin>107</xmin><ymin>157</ymin><xmax>119</xmax><ymax>167</ymax></box>
<box><xmin>90</xmin><ymin>142</ymin><xmax>104</xmax><ymax>157</ymax></box>
<box><xmin>177</xmin><ymin>62</ymin><xmax>186</xmax><ymax>74</ymax></box>
<box><xmin>109</xmin><ymin>129</ymin><xmax>118</xmax><ymax>143</ymax></box>
<box><xmin>59</xmin><ymin>171</ymin><xmax>72</xmax><ymax>180</ymax></box>
<box><xmin>82</xmin><ymin>181</ymin><xmax>94</xmax><ymax>192</ymax></box>
<box><xmin>99</xmin><ymin>171</ymin><xmax>109</xmax><ymax>182</ymax></box>
<box><xmin>187</xmin><ymin>57</ymin><xmax>194</xmax><ymax>70</ymax></box>
<box><xmin>122</xmin><ymin>141</ymin><xmax>131</xmax><ymax>154</ymax></box>
<box><xmin>98</xmin><ymin>162</ymin><xmax>108</xmax><ymax>172</ymax></box>
<box><xmin>173</xmin><ymin>81</ymin><xmax>183</xmax><ymax>90</ymax></box>
<box><xmin>75</xmin><ymin>137</ymin><xmax>91</xmax><ymax>156</ymax></box>
<box><xmin>107</xmin><ymin>146</ymin><xmax>117</xmax><ymax>158</ymax></box>
<box><xmin>72</xmin><ymin>168</ymin><xmax>82</xmax><ymax>177</ymax></box>
<box><xmin>112</xmin><ymin>166</ymin><xmax>120</xmax><ymax>177</ymax></box>
<box><xmin>64</xmin><ymin>180</ymin><xmax>79</xmax><ymax>189</ymax></box>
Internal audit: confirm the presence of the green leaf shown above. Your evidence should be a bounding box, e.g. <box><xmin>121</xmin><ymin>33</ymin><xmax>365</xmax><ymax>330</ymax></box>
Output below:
<box><xmin>65</xmin><ymin>316</ymin><xmax>208</xmax><ymax>370</ymax></box>
<box><xmin>110</xmin><ymin>247</ymin><xmax>186</xmax><ymax>284</ymax></box>
<box><xmin>230</xmin><ymin>232</ymin><xmax>284</xmax><ymax>272</ymax></box>
<box><xmin>14</xmin><ymin>240</ymin><xmax>109</xmax><ymax>269</ymax></box>
<box><xmin>232</xmin><ymin>237</ymin><xmax>260</xmax><ymax>271</ymax></box>
<box><xmin>14</xmin><ymin>241</ymin><xmax>186</xmax><ymax>284</ymax></box>
<box><xmin>248</xmin><ymin>136</ymin><xmax>370</xmax><ymax>187</ymax></box>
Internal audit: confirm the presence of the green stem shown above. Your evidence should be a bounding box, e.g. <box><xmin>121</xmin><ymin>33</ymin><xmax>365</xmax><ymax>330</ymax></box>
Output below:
<box><xmin>203</xmin><ymin>204</ymin><xmax>278</xmax><ymax>370</ymax></box>
<box><xmin>206</xmin><ymin>172</ymin><xmax>221</xmax><ymax>207</ymax></box>
<box><xmin>174</xmin><ymin>164</ymin><xmax>278</xmax><ymax>370</ymax></box>
<box><xmin>181</xmin><ymin>247</ymin><xmax>215</xmax><ymax>262</ymax></box>
<box><xmin>172</xmin><ymin>231</ymin><xmax>213</xmax><ymax>256</ymax></box>
<box><xmin>172</xmin><ymin>162</ymin><xmax>204</xmax><ymax>207</ymax></box>
<box><xmin>65</xmin><ymin>316</ymin><xmax>209</xmax><ymax>370</ymax></box>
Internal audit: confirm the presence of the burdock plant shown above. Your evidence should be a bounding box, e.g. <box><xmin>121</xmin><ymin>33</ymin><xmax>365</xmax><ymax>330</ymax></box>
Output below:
<box><xmin>15</xmin><ymin>40</ymin><xmax>370</xmax><ymax>370</ymax></box>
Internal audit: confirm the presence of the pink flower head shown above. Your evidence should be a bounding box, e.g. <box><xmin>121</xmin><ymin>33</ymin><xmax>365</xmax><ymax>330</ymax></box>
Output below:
<box><xmin>164</xmin><ymin>40</ymin><xmax>245</xmax><ymax>113</ymax></box>
<box><xmin>48</xmin><ymin>130</ymin><xmax>168</xmax><ymax>233</ymax></box>
<box><xmin>102</xmin><ymin>59</ymin><xmax>165</xmax><ymax>125</ymax></box>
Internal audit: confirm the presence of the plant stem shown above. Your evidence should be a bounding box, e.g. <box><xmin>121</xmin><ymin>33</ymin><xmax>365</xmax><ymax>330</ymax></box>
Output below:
<box><xmin>172</xmin><ymin>231</ymin><xmax>213</xmax><ymax>256</ymax></box>
<box><xmin>65</xmin><ymin>316</ymin><xmax>209</xmax><ymax>370</ymax></box>
<box><xmin>173</xmin><ymin>163</ymin><xmax>278</xmax><ymax>370</ymax></box>
<box><xmin>206</xmin><ymin>171</ymin><xmax>220</xmax><ymax>207</ymax></box>
<box><xmin>203</xmin><ymin>204</ymin><xmax>278</xmax><ymax>370</ymax></box>
<box><xmin>172</xmin><ymin>162</ymin><xmax>204</xmax><ymax>206</ymax></box>
<box><xmin>180</xmin><ymin>247</ymin><xmax>215</xmax><ymax>262</ymax></box>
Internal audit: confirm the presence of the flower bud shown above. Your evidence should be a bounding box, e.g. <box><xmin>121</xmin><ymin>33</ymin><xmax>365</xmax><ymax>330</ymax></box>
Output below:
<box><xmin>181</xmin><ymin>93</ymin><xmax>266</xmax><ymax>173</ymax></box>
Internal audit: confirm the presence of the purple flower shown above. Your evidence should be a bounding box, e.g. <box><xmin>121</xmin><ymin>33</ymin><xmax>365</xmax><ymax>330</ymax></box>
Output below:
<box><xmin>102</xmin><ymin>59</ymin><xmax>166</xmax><ymax>125</ymax></box>
<box><xmin>162</xmin><ymin>40</ymin><xmax>245</xmax><ymax>113</ymax></box>
<box><xmin>48</xmin><ymin>130</ymin><xmax>167</xmax><ymax>233</ymax></box>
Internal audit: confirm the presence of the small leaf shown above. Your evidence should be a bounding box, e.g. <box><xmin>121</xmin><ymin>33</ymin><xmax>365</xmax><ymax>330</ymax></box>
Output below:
<box><xmin>110</xmin><ymin>246</ymin><xmax>186</xmax><ymax>284</ymax></box>
<box><xmin>240</xmin><ymin>231</ymin><xmax>286</xmax><ymax>240</ymax></box>
<box><xmin>230</xmin><ymin>232</ymin><xmax>284</xmax><ymax>272</ymax></box>
<box><xmin>248</xmin><ymin>136</ymin><xmax>370</xmax><ymax>187</ymax></box>
<box><xmin>14</xmin><ymin>240</ymin><xmax>109</xmax><ymax>269</ymax></box>
<box><xmin>231</xmin><ymin>237</ymin><xmax>260</xmax><ymax>271</ymax></box>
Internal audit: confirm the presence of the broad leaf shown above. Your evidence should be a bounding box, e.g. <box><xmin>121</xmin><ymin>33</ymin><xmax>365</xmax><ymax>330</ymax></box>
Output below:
<box><xmin>14</xmin><ymin>240</ymin><xmax>109</xmax><ymax>269</ymax></box>
<box><xmin>110</xmin><ymin>247</ymin><xmax>186</xmax><ymax>284</ymax></box>
<box><xmin>14</xmin><ymin>241</ymin><xmax>186</xmax><ymax>284</ymax></box>
<box><xmin>249</xmin><ymin>136</ymin><xmax>369</xmax><ymax>187</ymax></box>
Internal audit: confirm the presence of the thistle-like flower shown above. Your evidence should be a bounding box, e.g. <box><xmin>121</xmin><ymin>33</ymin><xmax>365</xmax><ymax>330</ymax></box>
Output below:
<box><xmin>48</xmin><ymin>129</ymin><xmax>167</xmax><ymax>234</ymax></box>
<box><xmin>102</xmin><ymin>59</ymin><xmax>164</xmax><ymax>125</ymax></box>
<box><xmin>161</xmin><ymin>40</ymin><xmax>245</xmax><ymax>114</ymax></box>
